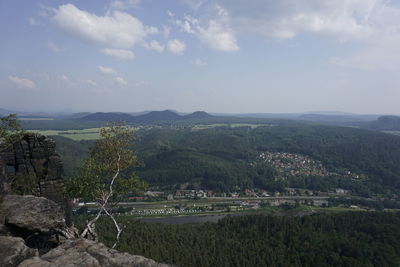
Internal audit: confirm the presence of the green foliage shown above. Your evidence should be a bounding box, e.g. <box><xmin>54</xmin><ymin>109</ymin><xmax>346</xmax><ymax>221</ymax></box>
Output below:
<box><xmin>66</xmin><ymin>124</ymin><xmax>146</xmax><ymax>201</ymax></box>
<box><xmin>11</xmin><ymin>172</ymin><xmax>39</xmax><ymax>195</ymax></box>
<box><xmin>0</xmin><ymin>114</ymin><xmax>24</xmax><ymax>145</ymax></box>
<box><xmin>75</xmin><ymin>212</ymin><xmax>400</xmax><ymax>266</ymax></box>
<box><xmin>49</xmin><ymin>136</ymin><xmax>92</xmax><ymax>178</ymax></box>
<box><xmin>58</xmin><ymin>123</ymin><xmax>400</xmax><ymax>195</ymax></box>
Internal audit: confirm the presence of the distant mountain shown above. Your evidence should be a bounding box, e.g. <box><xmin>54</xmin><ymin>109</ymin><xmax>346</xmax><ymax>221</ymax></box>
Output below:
<box><xmin>183</xmin><ymin>111</ymin><xmax>213</xmax><ymax>119</ymax></box>
<box><xmin>215</xmin><ymin>113</ymin><xmax>300</xmax><ymax>119</ymax></box>
<box><xmin>62</xmin><ymin>112</ymin><xmax>92</xmax><ymax>119</ymax></box>
<box><xmin>298</xmin><ymin>114</ymin><xmax>379</xmax><ymax>124</ymax></box>
<box><xmin>365</xmin><ymin>116</ymin><xmax>400</xmax><ymax>131</ymax></box>
<box><xmin>79</xmin><ymin>112</ymin><xmax>135</xmax><ymax>122</ymax></box>
<box><xmin>78</xmin><ymin>110</ymin><xmax>215</xmax><ymax>123</ymax></box>
<box><xmin>130</xmin><ymin>110</ymin><xmax>182</xmax><ymax>123</ymax></box>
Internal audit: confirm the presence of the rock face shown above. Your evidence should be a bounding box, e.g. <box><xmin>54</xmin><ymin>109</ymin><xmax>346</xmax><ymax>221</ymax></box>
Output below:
<box><xmin>0</xmin><ymin>195</ymin><xmax>76</xmax><ymax>253</ymax></box>
<box><xmin>0</xmin><ymin>236</ymin><xmax>37</xmax><ymax>267</ymax></box>
<box><xmin>19</xmin><ymin>239</ymin><xmax>171</xmax><ymax>267</ymax></box>
<box><xmin>0</xmin><ymin>133</ymin><xmax>70</xmax><ymax>224</ymax></box>
<box><xmin>1</xmin><ymin>195</ymin><xmax>66</xmax><ymax>233</ymax></box>
<box><xmin>0</xmin><ymin>133</ymin><xmax>64</xmax><ymax>200</ymax></box>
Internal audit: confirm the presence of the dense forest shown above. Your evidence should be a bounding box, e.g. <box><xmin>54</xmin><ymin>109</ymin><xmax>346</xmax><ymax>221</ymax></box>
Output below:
<box><xmin>52</xmin><ymin>123</ymin><xmax>400</xmax><ymax>195</ymax></box>
<box><xmin>75</xmin><ymin>212</ymin><xmax>400</xmax><ymax>267</ymax></box>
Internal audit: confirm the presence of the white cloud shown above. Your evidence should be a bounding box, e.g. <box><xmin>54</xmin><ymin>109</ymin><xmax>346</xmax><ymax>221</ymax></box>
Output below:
<box><xmin>162</xmin><ymin>26</ymin><xmax>171</xmax><ymax>39</ymax></box>
<box><xmin>110</xmin><ymin>0</ymin><xmax>141</xmax><ymax>10</ymax></box>
<box><xmin>176</xmin><ymin>18</ymin><xmax>195</xmax><ymax>34</ymax></box>
<box><xmin>47</xmin><ymin>41</ymin><xmax>60</xmax><ymax>52</ymax></box>
<box><xmin>167</xmin><ymin>39</ymin><xmax>187</xmax><ymax>54</ymax></box>
<box><xmin>114</xmin><ymin>77</ymin><xmax>127</xmax><ymax>85</ymax></box>
<box><xmin>98</xmin><ymin>65</ymin><xmax>117</xmax><ymax>75</ymax></box>
<box><xmin>84</xmin><ymin>79</ymin><xmax>97</xmax><ymax>86</ymax></box>
<box><xmin>58</xmin><ymin>74</ymin><xmax>70</xmax><ymax>82</ymax></box>
<box><xmin>192</xmin><ymin>57</ymin><xmax>206</xmax><ymax>66</ymax></box>
<box><xmin>28</xmin><ymin>17</ymin><xmax>40</xmax><ymax>26</ymax></box>
<box><xmin>8</xmin><ymin>76</ymin><xmax>36</xmax><ymax>89</ymax></box>
<box><xmin>175</xmin><ymin>6</ymin><xmax>239</xmax><ymax>52</ymax></box>
<box><xmin>167</xmin><ymin>10</ymin><xmax>175</xmax><ymax>17</ymax></box>
<box><xmin>212</xmin><ymin>0</ymin><xmax>394</xmax><ymax>41</ymax></box>
<box><xmin>52</xmin><ymin>4</ymin><xmax>156</xmax><ymax>49</ymax></box>
<box><xmin>177</xmin><ymin>0</ymin><xmax>400</xmax><ymax>68</ymax></box>
<box><xmin>147</xmin><ymin>40</ymin><xmax>165</xmax><ymax>53</ymax></box>
<box><xmin>100</xmin><ymin>48</ymin><xmax>135</xmax><ymax>60</ymax></box>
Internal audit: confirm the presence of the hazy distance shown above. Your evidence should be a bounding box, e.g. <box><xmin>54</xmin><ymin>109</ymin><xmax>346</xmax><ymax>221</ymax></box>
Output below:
<box><xmin>1</xmin><ymin>0</ymin><xmax>400</xmax><ymax>114</ymax></box>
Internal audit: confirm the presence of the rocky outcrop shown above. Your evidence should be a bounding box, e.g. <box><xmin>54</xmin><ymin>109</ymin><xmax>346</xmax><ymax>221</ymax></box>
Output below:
<box><xmin>0</xmin><ymin>133</ymin><xmax>64</xmax><ymax>200</ymax></box>
<box><xmin>0</xmin><ymin>133</ymin><xmax>70</xmax><ymax>224</ymax></box>
<box><xmin>0</xmin><ymin>195</ymin><xmax>77</xmax><ymax>254</ymax></box>
<box><xmin>0</xmin><ymin>196</ymin><xmax>172</xmax><ymax>267</ymax></box>
<box><xmin>19</xmin><ymin>239</ymin><xmax>170</xmax><ymax>267</ymax></box>
<box><xmin>1</xmin><ymin>195</ymin><xmax>67</xmax><ymax>233</ymax></box>
<box><xmin>0</xmin><ymin>236</ymin><xmax>37</xmax><ymax>267</ymax></box>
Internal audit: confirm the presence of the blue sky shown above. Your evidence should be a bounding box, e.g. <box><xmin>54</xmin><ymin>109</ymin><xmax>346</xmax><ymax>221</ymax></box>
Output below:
<box><xmin>1</xmin><ymin>0</ymin><xmax>400</xmax><ymax>114</ymax></box>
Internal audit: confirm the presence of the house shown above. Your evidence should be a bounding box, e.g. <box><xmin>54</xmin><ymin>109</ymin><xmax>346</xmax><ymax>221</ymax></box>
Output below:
<box><xmin>335</xmin><ymin>188</ymin><xmax>349</xmax><ymax>194</ymax></box>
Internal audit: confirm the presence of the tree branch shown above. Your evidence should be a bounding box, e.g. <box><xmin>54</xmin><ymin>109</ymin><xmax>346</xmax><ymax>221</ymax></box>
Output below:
<box><xmin>81</xmin><ymin>153</ymin><xmax>122</xmax><ymax>241</ymax></box>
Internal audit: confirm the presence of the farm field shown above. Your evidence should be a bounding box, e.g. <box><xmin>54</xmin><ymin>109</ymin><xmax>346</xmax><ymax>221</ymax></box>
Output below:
<box><xmin>20</xmin><ymin>117</ymin><xmax>55</xmax><ymax>121</ymax></box>
<box><xmin>32</xmin><ymin>128</ymin><xmax>102</xmax><ymax>141</ymax></box>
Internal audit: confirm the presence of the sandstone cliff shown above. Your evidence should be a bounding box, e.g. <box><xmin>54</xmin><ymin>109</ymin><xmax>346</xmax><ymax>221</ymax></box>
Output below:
<box><xmin>0</xmin><ymin>133</ymin><xmax>65</xmax><ymax>206</ymax></box>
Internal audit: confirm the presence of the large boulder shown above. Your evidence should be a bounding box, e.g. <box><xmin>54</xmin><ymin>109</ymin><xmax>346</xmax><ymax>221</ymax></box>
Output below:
<box><xmin>0</xmin><ymin>195</ymin><xmax>76</xmax><ymax>252</ymax></box>
<box><xmin>0</xmin><ymin>236</ymin><xmax>37</xmax><ymax>267</ymax></box>
<box><xmin>1</xmin><ymin>195</ymin><xmax>67</xmax><ymax>233</ymax></box>
<box><xmin>18</xmin><ymin>238</ymin><xmax>172</xmax><ymax>267</ymax></box>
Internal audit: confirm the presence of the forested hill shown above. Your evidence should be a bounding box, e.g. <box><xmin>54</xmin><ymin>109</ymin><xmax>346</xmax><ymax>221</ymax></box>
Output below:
<box><xmin>78</xmin><ymin>110</ymin><xmax>214</xmax><ymax>123</ymax></box>
<box><xmin>363</xmin><ymin>115</ymin><xmax>400</xmax><ymax>131</ymax></box>
<box><xmin>53</xmin><ymin>123</ymin><xmax>400</xmax><ymax>195</ymax></box>
<box><xmin>77</xmin><ymin>112</ymin><xmax>135</xmax><ymax>122</ymax></box>
<box><xmin>134</xmin><ymin>125</ymin><xmax>400</xmax><ymax>192</ymax></box>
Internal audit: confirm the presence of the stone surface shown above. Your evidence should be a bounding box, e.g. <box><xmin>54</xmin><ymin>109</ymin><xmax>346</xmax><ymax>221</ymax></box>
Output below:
<box><xmin>1</xmin><ymin>195</ymin><xmax>66</xmax><ymax>233</ymax></box>
<box><xmin>18</xmin><ymin>238</ymin><xmax>172</xmax><ymax>267</ymax></box>
<box><xmin>0</xmin><ymin>194</ymin><xmax>77</xmax><ymax>253</ymax></box>
<box><xmin>0</xmin><ymin>236</ymin><xmax>37</xmax><ymax>267</ymax></box>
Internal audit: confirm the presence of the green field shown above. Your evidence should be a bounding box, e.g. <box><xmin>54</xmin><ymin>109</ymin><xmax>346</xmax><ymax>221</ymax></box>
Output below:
<box><xmin>384</xmin><ymin>130</ymin><xmax>400</xmax><ymax>136</ymax></box>
<box><xmin>32</xmin><ymin>128</ymin><xmax>102</xmax><ymax>141</ymax></box>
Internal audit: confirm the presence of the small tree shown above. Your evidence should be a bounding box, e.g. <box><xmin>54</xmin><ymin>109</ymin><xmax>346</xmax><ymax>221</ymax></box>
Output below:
<box><xmin>0</xmin><ymin>114</ymin><xmax>24</xmax><ymax>146</ymax></box>
<box><xmin>67</xmin><ymin>123</ymin><xmax>146</xmax><ymax>248</ymax></box>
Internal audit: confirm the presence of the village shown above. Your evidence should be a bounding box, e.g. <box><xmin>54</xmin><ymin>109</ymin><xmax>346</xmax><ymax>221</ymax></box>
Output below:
<box><xmin>258</xmin><ymin>151</ymin><xmax>330</xmax><ymax>178</ymax></box>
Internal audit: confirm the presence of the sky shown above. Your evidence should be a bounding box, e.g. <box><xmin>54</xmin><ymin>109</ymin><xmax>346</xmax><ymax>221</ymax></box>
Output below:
<box><xmin>1</xmin><ymin>0</ymin><xmax>400</xmax><ymax>114</ymax></box>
